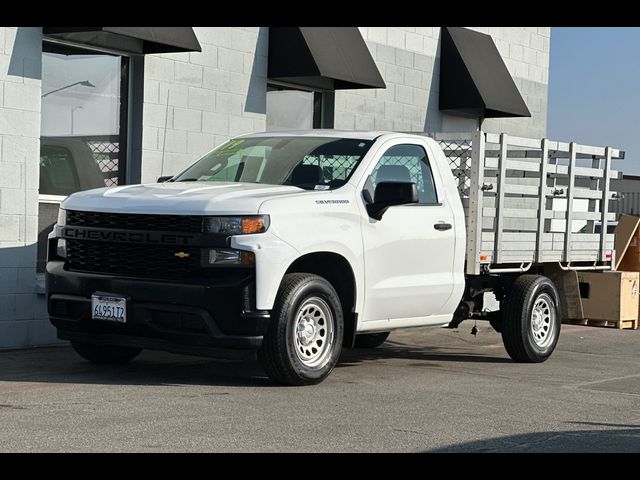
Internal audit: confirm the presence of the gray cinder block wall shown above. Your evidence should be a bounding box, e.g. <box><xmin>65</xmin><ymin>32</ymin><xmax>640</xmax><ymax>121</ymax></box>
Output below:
<box><xmin>0</xmin><ymin>27</ymin><xmax>53</xmax><ymax>348</ymax></box>
<box><xmin>141</xmin><ymin>27</ymin><xmax>269</xmax><ymax>183</ymax></box>
<box><xmin>141</xmin><ymin>27</ymin><xmax>550</xmax><ymax>182</ymax></box>
<box><xmin>335</xmin><ymin>27</ymin><xmax>550</xmax><ymax>138</ymax></box>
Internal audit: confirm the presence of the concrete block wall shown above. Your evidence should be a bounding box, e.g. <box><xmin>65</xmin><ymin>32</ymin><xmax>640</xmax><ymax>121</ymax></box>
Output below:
<box><xmin>141</xmin><ymin>27</ymin><xmax>269</xmax><ymax>183</ymax></box>
<box><xmin>335</xmin><ymin>27</ymin><xmax>550</xmax><ymax>139</ymax></box>
<box><xmin>0</xmin><ymin>27</ymin><xmax>54</xmax><ymax>348</ymax></box>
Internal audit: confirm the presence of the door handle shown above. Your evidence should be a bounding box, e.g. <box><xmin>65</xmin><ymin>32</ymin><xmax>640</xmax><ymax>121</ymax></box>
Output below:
<box><xmin>434</xmin><ymin>222</ymin><xmax>452</xmax><ymax>231</ymax></box>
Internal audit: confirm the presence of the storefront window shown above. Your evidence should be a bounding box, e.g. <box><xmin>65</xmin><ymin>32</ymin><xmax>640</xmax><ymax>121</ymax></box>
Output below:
<box><xmin>37</xmin><ymin>42</ymin><xmax>129</xmax><ymax>272</ymax></box>
<box><xmin>266</xmin><ymin>84</ymin><xmax>334</xmax><ymax>131</ymax></box>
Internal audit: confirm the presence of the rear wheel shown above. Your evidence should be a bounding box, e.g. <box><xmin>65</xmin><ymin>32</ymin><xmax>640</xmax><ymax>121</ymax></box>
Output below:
<box><xmin>258</xmin><ymin>273</ymin><xmax>344</xmax><ymax>386</ymax></box>
<box><xmin>501</xmin><ymin>275</ymin><xmax>561</xmax><ymax>363</ymax></box>
<box><xmin>71</xmin><ymin>341</ymin><xmax>141</xmax><ymax>364</ymax></box>
<box><xmin>353</xmin><ymin>331</ymin><xmax>390</xmax><ymax>348</ymax></box>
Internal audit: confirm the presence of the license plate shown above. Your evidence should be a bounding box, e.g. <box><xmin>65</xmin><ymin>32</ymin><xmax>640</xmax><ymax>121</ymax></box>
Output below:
<box><xmin>91</xmin><ymin>293</ymin><xmax>127</xmax><ymax>323</ymax></box>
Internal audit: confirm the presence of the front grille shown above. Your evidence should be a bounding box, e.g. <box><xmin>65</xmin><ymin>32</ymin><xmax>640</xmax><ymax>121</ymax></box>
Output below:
<box><xmin>67</xmin><ymin>210</ymin><xmax>204</xmax><ymax>232</ymax></box>
<box><xmin>66</xmin><ymin>240</ymin><xmax>200</xmax><ymax>278</ymax></box>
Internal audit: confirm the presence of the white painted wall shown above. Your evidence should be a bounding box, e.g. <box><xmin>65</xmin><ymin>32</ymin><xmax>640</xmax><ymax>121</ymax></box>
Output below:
<box><xmin>141</xmin><ymin>27</ymin><xmax>550</xmax><ymax>181</ymax></box>
<box><xmin>141</xmin><ymin>27</ymin><xmax>268</xmax><ymax>182</ymax></box>
<box><xmin>0</xmin><ymin>27</ymin><xmax>54</xmax><ymax>348</ymax></box>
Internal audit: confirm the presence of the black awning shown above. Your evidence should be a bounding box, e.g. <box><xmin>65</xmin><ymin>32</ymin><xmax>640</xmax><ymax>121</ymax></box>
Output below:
<box><xmin>268</xmin><ymin>27</ymin><xmax>386</xmax><ymax>90</ymax></box>
<box><xmin>43</xmin><ymin>27</ymin><xmax>202</xmax><ymax>54</ymax></box>
<box><xmin>439</xmin><ymin>27</ymin><xmax>530</xmax><ymax>118</ymax></box>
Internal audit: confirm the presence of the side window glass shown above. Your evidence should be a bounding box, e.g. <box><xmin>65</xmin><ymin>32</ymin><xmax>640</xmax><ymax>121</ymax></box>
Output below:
<box><xmin>371</xmin><ymin>144</ymin><xmax>438</xmax><ymax>204</ymax></box>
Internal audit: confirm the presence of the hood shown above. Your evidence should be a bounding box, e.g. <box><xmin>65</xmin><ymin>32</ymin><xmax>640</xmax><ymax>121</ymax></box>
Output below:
<box><xmin>62</xmin><ymin>182</ymin><xmax>305</xmax><ymax>215</ymax></box>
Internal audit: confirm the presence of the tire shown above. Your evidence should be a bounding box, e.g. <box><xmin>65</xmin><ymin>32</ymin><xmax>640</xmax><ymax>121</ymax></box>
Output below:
<box><xmin>258</xmin><ymin>273</ymin><xmax>344</xmax><ymax>386</ymax></box>
<box><xmin>501</xmin><ymin>275</ymin><xmax>561</xmax><ymax>363</ymax></box>
<box><xmin>71</xmin><ymin>341</ymin><xmax>141</xmax><ymax>364</ymax></box>
<box><xmin>353</xmin><ymin>331</ymin><xmax>390</xmax><ymax>348</ymax></box>
<box><xmin>487</xmin><ymin>311</ymin><xmax>503</xmax><ymax>333</ymax></box>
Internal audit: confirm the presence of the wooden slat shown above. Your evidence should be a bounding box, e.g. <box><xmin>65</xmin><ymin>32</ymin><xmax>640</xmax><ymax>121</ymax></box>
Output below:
<box><xmin>483</xmin><ymin>207</ymin><xmax>539</xmax><ymax>219</ymax></box>
<box><xmin>574</xmin><ymin>144</ymin><xmax>606</xmax><ymax>156</ymax></box>
<box><xmin>545</xmin><ymin>211</ymin><xmax>616</xmax><ymax>221</ymax></box>
<box><xmin>494</xmin><ymin>134</ymin><xmax>508</xmax><ymax>263</ymax></box>
<box><xmin>600</xmin><ymin>147</ymin><xmax>612</xmax><ymax>261</ymax></box>
<box><xmin>467</xmin><ymin>132</ymin><xmax>485</xmax><ymax>275</ymax></box>
<box><xmin>571</xmin><ymin>187</ymin><xmax>607</xmax><ymax>200</ymax></box>
<box><xmin>564</xmin><ymin>143</ymin><xmax>576</xmax><ymax>262</ymax></box>
<box><xmin>500</xmin><ymin>135</ymin><xmax>542</xmax><ymax>149</ymax></box>
<box><xmin>536</xmin><ymin>138</ymin><xmax>549</xmax><ymax>262</ymax></box>
<box><xmin>505</xmin><ymin>183</ymin><xmax>540</xmax><ymax>195</ymax></box>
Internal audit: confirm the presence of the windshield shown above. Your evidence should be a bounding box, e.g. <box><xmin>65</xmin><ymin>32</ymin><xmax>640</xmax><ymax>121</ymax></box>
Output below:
<box><xmin>172</xmin><ymin>136</ymin><xmax>374</xmax><ymax>190</ymax></box>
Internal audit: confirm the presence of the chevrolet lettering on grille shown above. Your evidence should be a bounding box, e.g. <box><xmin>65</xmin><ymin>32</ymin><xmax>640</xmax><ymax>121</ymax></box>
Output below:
<box><xmin>62</xmin><ymin>227</ymin><xmax>195</xmax><ymax>245</ymax></box>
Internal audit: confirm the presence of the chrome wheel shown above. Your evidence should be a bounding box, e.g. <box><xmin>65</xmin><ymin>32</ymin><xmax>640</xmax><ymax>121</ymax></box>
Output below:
<box><xmin>531</xmin><ymin>293</ymin><xmax>556</xmax><ymax>348</ymax></box>
<box><xmin>292</xmin><ymin>297</ymin><xmax>335</xmax><ymax>369</ymax></box>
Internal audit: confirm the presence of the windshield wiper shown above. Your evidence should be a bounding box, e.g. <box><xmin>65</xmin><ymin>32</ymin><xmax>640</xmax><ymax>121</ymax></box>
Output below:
<box><xmin>176</xmin><ymin>178</ymin><xmax>200</xmax><ymax>182</ymax></box>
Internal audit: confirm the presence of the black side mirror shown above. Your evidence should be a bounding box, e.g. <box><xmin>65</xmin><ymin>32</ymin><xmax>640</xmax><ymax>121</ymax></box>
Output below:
<box><xmin>366</xmin><ymin>182</ymin><xmax>418</xmax><ymax>220</ymax></box>
<box><xmin>157</xmin><ymin>175</ymin><xmax>174</xmax><ymax>183</ymax></box>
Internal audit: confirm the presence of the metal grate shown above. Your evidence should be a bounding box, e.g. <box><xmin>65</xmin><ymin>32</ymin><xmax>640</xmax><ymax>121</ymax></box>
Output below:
<box><xmin>66</xmin><ymin>240</ymin><xmax>200</xmax><ymax>278</ymax></box>
<box><xmin>438</xmin><ymin>139</ymin><xmax>473</xmax><ymax>198</ymax></box>
<box><xmin>67</xmin><ymin>210</ymin><xmax>205</xmax><ymax>233</ymax></box>
<box><xmin>301</xmin><ymin>155</ymin><xmax>360</xmax><ymax>182</ymax></box>
<box><xmin>85</xmin><ymin>135</ymin><xmax>120</xmax><ymax>187</ymax></box>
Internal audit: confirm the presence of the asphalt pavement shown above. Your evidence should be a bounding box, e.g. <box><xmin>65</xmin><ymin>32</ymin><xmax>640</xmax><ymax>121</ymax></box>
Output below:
<box><xmin>0</xmin><ymin>324</ymin><xmax>638</xmax><ymax>452</ymax></box>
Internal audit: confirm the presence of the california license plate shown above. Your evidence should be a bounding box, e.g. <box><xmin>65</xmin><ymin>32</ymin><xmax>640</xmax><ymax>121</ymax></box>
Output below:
<box><xmin>91</xmin><ymin>293</ymin><xmax>127</xmax><ymax>323</ymax></box>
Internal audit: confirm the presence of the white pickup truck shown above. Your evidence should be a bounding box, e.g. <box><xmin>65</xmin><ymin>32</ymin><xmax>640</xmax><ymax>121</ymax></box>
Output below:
<box><xmin>46</xmin><ymin>130</ymin><xmax>623</xmax><ymax>385</ymax></box>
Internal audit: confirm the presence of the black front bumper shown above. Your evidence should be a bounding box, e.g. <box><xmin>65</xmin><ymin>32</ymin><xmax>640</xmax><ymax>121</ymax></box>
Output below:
<box><xmin>46</xmin><ymin>260</ymin><xmax>271</xmax><ymax>359</ymax></box>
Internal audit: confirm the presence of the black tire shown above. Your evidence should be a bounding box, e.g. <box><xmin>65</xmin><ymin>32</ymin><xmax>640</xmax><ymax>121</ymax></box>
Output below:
<box><xmin>258</xmin><ymin>273</ymin><xmax>344</xmax><ymax>386</ymax></box>
<box><xmin>71</xmin><ymin>341</ymin><xmax>141</xmax><ymax>364</ymax></box>
<box><xmin>487</xmin><ymin>311</ymin><xmax>503</xmax><ymax>333</ymax></box>
<box><xmin>501</xmin><ymin>275</ymin><xmax>561</xmax><ymax>363</ymax></box>
<box><xmin>353</xmin><ymin>331</ymin><xmax>390</xmax><ymax>348</ymax></box>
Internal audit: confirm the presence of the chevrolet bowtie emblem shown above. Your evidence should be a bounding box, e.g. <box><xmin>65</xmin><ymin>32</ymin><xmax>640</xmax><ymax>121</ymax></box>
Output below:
<box><xmin>174</xmin><ymin>251</ymin><xmax>191</xmax><ymax>259</ymax></box>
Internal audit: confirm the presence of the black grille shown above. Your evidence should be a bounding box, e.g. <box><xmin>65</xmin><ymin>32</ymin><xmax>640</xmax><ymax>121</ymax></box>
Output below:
<box><xmin>66</xmin><ymin>240</ymin><xmax>200</xmax><ymax>278</ymax></box>
<box><xmin>67</xmin><ymin>210</ymin><xmax>204</xmax><ymax>233</ymax></box>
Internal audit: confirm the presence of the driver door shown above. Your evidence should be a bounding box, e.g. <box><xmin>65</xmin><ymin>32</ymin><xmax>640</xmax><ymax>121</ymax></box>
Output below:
<box><xmin>360</xmin><ymin>140</ymin><xmax>456</xmax><ymax>324</ymax></box>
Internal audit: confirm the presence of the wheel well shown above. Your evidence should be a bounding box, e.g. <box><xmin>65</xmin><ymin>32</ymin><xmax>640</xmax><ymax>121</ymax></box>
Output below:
<box><xmin>285</xmin><ymin>252</ymin><xmax>357</xmax><ymax>347</ymax></box>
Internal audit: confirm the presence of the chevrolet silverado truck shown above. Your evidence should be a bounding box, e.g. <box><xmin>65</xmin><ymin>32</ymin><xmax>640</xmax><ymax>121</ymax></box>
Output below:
<box><xmin>46</xmin><ymin>130</ymin><xmax>623</xmax><ymax>385</ymax></box>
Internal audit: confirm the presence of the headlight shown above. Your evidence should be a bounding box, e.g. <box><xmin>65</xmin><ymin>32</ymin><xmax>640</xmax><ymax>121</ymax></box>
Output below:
<box><xmin>57</xmin><ymin>208</ymin><xmax>67</xmax><ymax>227</ymax></box>
<box><xmin>202</xmin><ymin>248</ymin><xmax>255</xmax><ymax>266</ymax></box>
<box><xmin>203</xmin><ymin>215</ymin><xmax>269</xmax><ymax>235</ymax></box>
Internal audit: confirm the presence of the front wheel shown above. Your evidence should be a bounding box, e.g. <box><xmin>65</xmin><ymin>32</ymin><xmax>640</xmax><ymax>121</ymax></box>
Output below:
<box><xmin>501</xmin><ymin>275</ymin><xmax>561</xmax><ymax>363</ymax></box>
<box><xmin>258</xmin><ymin>273</ymin><xmax>344</xmax><ymax>386</ymax></box>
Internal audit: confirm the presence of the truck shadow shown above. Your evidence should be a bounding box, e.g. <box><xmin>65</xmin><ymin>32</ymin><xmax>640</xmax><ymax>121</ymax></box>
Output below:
<box><xmin>337</xmin><ymin>340</ymin><xmax>512</xmax><ymax>368</ymax></box>
<box><xmin>426</xmin><ymin>422</ymin><xmax>640</xmax><ymax>452</ymax></box>
<box><xmin>0</xmin><ymin>340</ymin><xmax>510</xmax><ymax>388</ymax></box>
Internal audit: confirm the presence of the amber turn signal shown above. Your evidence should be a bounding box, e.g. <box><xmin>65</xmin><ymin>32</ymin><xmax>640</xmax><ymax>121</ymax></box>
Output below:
<box><xmin>242</xmin><ymin>217</ymin><xmax>267</xmax><ymax>234</ymax></box>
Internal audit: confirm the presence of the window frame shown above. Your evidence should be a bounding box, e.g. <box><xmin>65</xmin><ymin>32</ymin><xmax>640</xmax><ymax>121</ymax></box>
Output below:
<box><xmin>368</xmin><ymin>142</ymin><xmax>441</xmax><ymax>207</ymax></box>
<box><xmin>39</xmin><ymin>39</ymin><xmax>132</xmax><ymax>203</ymax></box>
<box><xmin>267</xmin><ymin>81</ymin><xmax>335</xmax><ymax>129</ymax></box>
<box><xmin>36</xmin><ymin>39</ymin><xmax>135</xmax><ymax>276</ymax></box>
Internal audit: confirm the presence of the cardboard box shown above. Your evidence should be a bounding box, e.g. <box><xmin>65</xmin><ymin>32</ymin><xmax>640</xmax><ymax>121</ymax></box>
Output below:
<box><xmin>615</xmin><ymin>214</ymin><xmax>640</xmax><ymax>271</ymax></box>
<box><xmin>578</xmin><ymin>271</ymin><xmax>639</xmax><ymax>322</ymax></box>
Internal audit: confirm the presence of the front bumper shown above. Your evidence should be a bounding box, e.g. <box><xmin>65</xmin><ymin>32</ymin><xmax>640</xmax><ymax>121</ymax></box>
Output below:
<box><xmin>46</xmin><ymin>260</ymin><xmax>270</xmax><ymax>359</ymax></box>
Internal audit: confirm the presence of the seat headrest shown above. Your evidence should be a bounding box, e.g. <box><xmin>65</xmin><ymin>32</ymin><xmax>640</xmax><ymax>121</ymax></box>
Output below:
<box><xmin>375</xmin><ymin>164</ymin><xmax>412</xmax><ymax>183</ymax></box>
<box><xmin>291</xmin><ymin>164</ymin><xmax>321</xmax><ymax>186</ymax></box>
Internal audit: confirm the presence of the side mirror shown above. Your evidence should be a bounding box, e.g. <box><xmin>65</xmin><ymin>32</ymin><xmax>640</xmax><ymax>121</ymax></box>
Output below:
<box><xmin>157</xmin><ymin>175</ymin><xmax>174</xmax><ymax>183</ymax></box>
<box><xmin>366</xmin><ymin>182</ymin><xmax>418</xmax><ymax>220</ymax></box>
